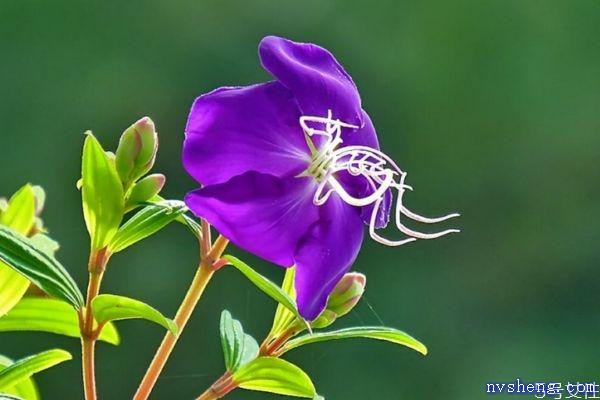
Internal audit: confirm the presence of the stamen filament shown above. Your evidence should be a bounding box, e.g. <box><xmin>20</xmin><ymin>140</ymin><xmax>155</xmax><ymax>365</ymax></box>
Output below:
<box><xmin>300</xmin><ymin>110</ymin><xmax>459</xmax><ymax>246</ymax></box>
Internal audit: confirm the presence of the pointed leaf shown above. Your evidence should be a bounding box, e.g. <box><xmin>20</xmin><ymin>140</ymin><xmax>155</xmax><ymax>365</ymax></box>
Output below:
<box><xmin>91</xmin><ymin>294</ymin><xmax>177</xmax><ymax>335</ymax></box>
<box><xmin>232</xmin><ymin>357</ymin><xmax>317</xmax><ymax>398</ymax></box>
<box><xmin>81</xmin><ymin>133</ymin><xmax>124</xmax><ymax>250</ymax></box>
<box><xmin>279</xmin><ymin>327</ymin><xmax>427</xmax><ymax>356</ymax></box>
<box><xmin>109</xmin><ymin>200</ymin><xmax>187</xmax><ymax>253</ymax></box>
<box><xmin>0</xmin><ymin>349</ymin><xmax>71</xmax><ymax>390</ymax></box>
<box><xmin>225</xmin><ymin>255</ymin><xmax>301</xmax><ymax>321</ymax></box>
<box><xmin>0</xmin><ymin>185</ymin><xmax>36</xmax><ymax>234</ymax></box>
<box><xmin>0</xmin><ymin>395</ymin><xmax>24</xmax><ymax>400</ymax></box>
<box><xmin>0</xmin><ymin>185</ymin><xmax>37</xmax><ymax>316</ymax></box>
<box><xmin>0</xmin><ymin>297</ymin><xmax>119</xmax><ymax>345</ymax></box>
<box><xmin>0</xmin><ymin>355</ymin><xmax>37</xmax><ymax>400</ymax></box>
<box><xmin>269</xmin><ymin>267</ymin><xmax>298</xmax><ymax>337</ymax></box>
<box><xmin>28</xmin><ymin>234</ymin><xmax>59</xmax><ymax>257</ymax></box>
<box><xmin>239</xmin><ymin>334</ymin><xmax>259</xmax><ymax>368</ymax></box>
<box><xmin>0</xmin><ymin>264</ymin><xmax>29</xmax><ymax>317</ymax></box>
<box><xmin>219</xmin><ymin>311</ymin><xmax>259</xmax><ymax>372</ymax></box>
<box><xmin>0</xmin><ymin>226</ymin><xmax>84</xmax><ymax>309</ymax></box>
<box><xmin>219</xmin><ymin>310</ymin><xmax>244</xmax><ymax>371</ymax></box>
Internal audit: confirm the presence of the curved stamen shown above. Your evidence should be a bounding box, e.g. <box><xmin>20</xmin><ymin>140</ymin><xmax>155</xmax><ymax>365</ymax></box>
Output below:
<box><xmin>300</xmin><ymin>111</ymin><xmax>460</xmax><ymax>246</ymax></box>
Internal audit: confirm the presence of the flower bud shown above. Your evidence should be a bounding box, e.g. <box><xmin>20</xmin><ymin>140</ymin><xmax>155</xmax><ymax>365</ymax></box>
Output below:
<box><xmin>126</xmin><ymin>173</ymin><xmax>166</xmax><ymax>208</ymax></box>
<box><xmin>115</xmin><ymin>117</ymin><xmax>158</xmax><ymax>188</ymax></box>
<box><xmin>326</xmin><ymin>272</ymin><xmax>366</xmax><ymax>318</ymax></box>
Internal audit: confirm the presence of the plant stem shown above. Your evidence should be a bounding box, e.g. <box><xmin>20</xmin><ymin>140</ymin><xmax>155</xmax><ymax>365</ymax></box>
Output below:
<box><xmin>81</xmin><ymin>338</ymin><xmax>97</xmax><ymax>400</ymax></box>
<box><xmin>197</xmin><ymin>325</ymin><xmax>297</xmax><ymax>399</ymax></box>
<box><xmin>196</xmin><ymin>372</ymin><xmax>235</xmax><ymax>400</ymax></box>
<box><xmin>133</xmin><ymin>234</ymin><xmax>229</xmax><ymax>400</ymax></box>
<box><xmin>81</xmin><ymin>248</ymin><xmax>109</xmax><ymax>400</ymax></box>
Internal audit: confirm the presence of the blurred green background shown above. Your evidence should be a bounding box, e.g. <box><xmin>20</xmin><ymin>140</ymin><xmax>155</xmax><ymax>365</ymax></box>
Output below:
<box><xmin>1</xmin><ymin>1</ymin><xmax>599</xmax><ymax>399</ymax></box>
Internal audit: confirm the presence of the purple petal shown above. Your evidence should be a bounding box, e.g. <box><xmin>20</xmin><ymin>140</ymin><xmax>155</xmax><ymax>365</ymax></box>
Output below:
<box><xmin>294</xmin><ymin>195</ymin><xmax>364</xmax><ymax>320</ymax></box>
<box><xmin>185</xmin><ymin>172</ymin><xmax>319</xmax><ymax>266</ymax></box>
<box><xmin>259</xmin><ymin>36</ymin><xmax>363</xmax><ymax>127</ymax></box>
<box><xmin>338</xmin><ymin>111</ymin><xmax>392</xmax><ymax>228</ymax></box>
<box><xmin>183</xmin><ymin>82</ymin><xmax>310</xmax><ymax>186</ymax></box>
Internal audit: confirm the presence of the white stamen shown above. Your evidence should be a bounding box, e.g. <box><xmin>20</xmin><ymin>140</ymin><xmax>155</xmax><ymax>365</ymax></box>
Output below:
<box><xmin>300</xmin><ymin>110</ymin><xmax>460</xmax><ymax>246</ymax></box>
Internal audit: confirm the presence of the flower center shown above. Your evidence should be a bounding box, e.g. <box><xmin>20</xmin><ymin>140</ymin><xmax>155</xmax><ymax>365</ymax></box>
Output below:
<box><xmin>299</xmin><ymin>110</ymin><xmax>460</xmax><ymax>247</ymax></box>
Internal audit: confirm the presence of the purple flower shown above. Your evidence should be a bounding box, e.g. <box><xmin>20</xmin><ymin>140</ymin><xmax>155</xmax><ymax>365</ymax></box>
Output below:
<box><xmin>183</xmin><ymin>36</ymin><xmax>459</xmax><ymax>320</ymax></box>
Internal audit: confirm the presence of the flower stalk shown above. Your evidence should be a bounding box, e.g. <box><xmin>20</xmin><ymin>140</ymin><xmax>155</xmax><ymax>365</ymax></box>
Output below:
<box><xmin>80</xmin><ymin>247</ymin><xmax>111</xmax><ymax>400</ymax></box>
<box><xmin>133</xmin><ymin>228</ymin><xmax>229</xmax><ymax>400</ymax></box>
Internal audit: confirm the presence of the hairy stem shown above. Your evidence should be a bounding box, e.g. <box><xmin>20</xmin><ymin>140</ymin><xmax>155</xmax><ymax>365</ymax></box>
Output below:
<box><xmin>81</xmin><ymin>338</ymin><xmax>97</xmax><ymax>400</ymax></box>
<box><xmin>133</xmin><ymin>233</ymin><xmax>229</xmax><ymax>400</ymax></box>
<box><xmin>197</xmin><ymin>325</ymin><xmax>297</xmax><ymax>399</ymax></box>
<box><xmin>196</xmin><ymin>372</ymin><xmax>235</xmax><ymax>400</ymax></box>
<box><xmin>81</xmin><ymin>248</ymin><xmax>109</xmax><ymax>400</ymax></box>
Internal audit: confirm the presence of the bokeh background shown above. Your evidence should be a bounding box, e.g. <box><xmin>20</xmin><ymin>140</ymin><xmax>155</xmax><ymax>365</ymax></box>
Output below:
<box><xmin>1</xmin><ymin>1</ymin><xmax>599</xmax><ymax>399</ymax></box>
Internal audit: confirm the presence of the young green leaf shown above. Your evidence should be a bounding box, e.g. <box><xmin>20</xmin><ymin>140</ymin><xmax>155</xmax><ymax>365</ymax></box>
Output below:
<box><xmin>232</xmin><ymin>357</ymin><xmax>317</xmax><ymax>398</ymax></box>
<box><xmin>219</xmin><ymin>311</ymin><xmax>259</xmax><ymax>372</ymax></box>
<box><xmin>0</xmin><ymin>185</ymin><xmax>37</xmax><ymax>316</ymax></box>
<box><xmin>81</xmin><ymin>133</ymin><xmax>124</xmax><ymax>250</ymax></box>
<box><xmin>269</xmin><ymin>267</ymin><xmax>298</xmax><ymax>337</ymax></box>
<box><xmin>109</xmin><ymin>200</ymin><xmax>187</xmax><ymax>253</ymax></box>
<box><xmin>0</xmin><ymin>297</ymin><xmax>119</xmax><ymax>345</ymax></box>
<box><xmin>0</xmin><ymin>349</ymin><xmax>71</xmax><ymax>391</ymax></box>
<box><xmin>278</xmin><ymin>326</ymin><xmax>428</xmax><ymax>356</ymax></box>
<box><xmin>91</xmin><ymin>294</ymin><xmax>177</xmax><ymax>335</ymax></box>
<box><xmin>0</xmin><ymin>185</ymin><xmax>36</xmax><ymax>235</ymax></box>
<box><xmin>0</xmin><ymin>264</ymin><xmax>29</xmax><ymax>318</ymax></box>
<box><xmin>0</xmin><ymin>355</ymin><xmax>38</xmax><ymax>400</ymax></box>
<box><xmin>225</xmin><ymin>255</ymin><xmax>301</xmax><ymax>321</ymax></box>
<box><xmin>0</xmin><ymin>226</ymin><xmax>84</xmax><ymax>309</ymax></box>
<box><xmin>28</xmin><ymin>234</ymin><xmax>59</xmax><ymax>257</ymax></box>
<box><xmin>0</xmin><ymin>394</ymin><xmax>24</xmax><ymax>400</ymax></box>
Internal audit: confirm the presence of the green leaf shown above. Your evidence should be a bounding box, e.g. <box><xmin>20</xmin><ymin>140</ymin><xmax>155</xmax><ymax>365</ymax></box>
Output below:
<box><xmin>0</xmin><ymin>355</ymin><xmax>37</xmax><ymax>400</ymax></box>
<box><xmin>225</xmin><ymin>255</ymin><xmax>301</xmax><ymax>321</ymax></box>
<box><xmin>91</xmin><ymin>294</ymin><xmax>177</xmax><ymax>335</ymax></box>
<box><xmin>0</xmin><ymin>226</ymin><xmax>84</xmax><ymax>309</ymax></box>
<box><xmin>109</xmin><ymin>200</ymin><xmax>187</xmax><ymax>253</ymax></box>
<box><xmin>151</xmin><ymin>195</ymin><xmax>201</xmax><ymax>239</ymax></box>
<box><xmin>0</xmin><ymin>185</ymin><xmax>37</xmax><ymax>316</ymax></box>
<box><xmin>0</xmin><ymin>263</ymin><xmax>29</xmax><ymax>317</ymax></box>
<box><xmin>81</xmin><ymin>133</ymin><xmax>124</xmax><ymax>250</ymax></box>
<box><xmin>269</xmin><ymin>267</ymin><xmax>298</xmax><ymax>337</ymax></box>
<box><xmin>0</xmin><ymin>297</ymin><xmax>119</xmax><ymax>345</ymax></box>
<box><xmin>0</xmin><ymin>394</ymin><xmax>24</xmax><ymax>400</ymax></box>
<box><xmin>279</xmin><ymin>327</ymin><xmax>428</xmax><ymax>356</ymax></box>
<box><xmin>0</xmin><ymin>349</ymin><xmax>71</xmax><ymax>391</ymax></box>
<box><xmin>232</xmin><ymin>357</ymin><xmax>317</xmax><ymax>398</ymax></box>
<box><xmin>28</xmin><ymin>234</ymin><xmax>59</xmax><ymax>257</ymax></box>
<box><xmin>0</xmin><ymin>185</ymin><xmax>36</xmax><ymax>235</ymax></box>
<box><xmin>219</xmin><ymin>311</ymin><xmax>259</xmax><ymax>372</ymax></box>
